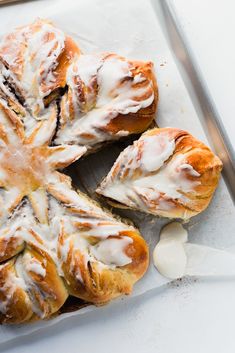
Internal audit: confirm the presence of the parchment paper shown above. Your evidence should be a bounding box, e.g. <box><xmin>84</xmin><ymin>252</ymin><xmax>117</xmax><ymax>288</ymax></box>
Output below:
<box><xmin>0</xmin><ymin>0</ymin><xmax>234</xmax><ymax>344</ymax></box>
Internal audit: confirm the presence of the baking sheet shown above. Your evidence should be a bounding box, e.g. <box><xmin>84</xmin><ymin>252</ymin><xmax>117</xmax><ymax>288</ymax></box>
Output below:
<box><xmin>0</xmin><ymin>0</ymin><xmax>234</xmax><ymax>344</ymax></box>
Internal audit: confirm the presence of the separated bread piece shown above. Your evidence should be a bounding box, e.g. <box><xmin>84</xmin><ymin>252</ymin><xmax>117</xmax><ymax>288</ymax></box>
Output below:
<box><xmin>0</xmin><ymin>18</ymin><xmax>80</xmax><ymax>117</ymax></box>
<box><xmin>56</xmin><ymin>53</ymin><xmax>158</xmax><ymax>150</ymax></box>
<box><xmin>0</xmin><ymin>102</ymin><xmax>148</xmax><ymax>324</ymax></box>
<box><xmin>97</xmin><ymin>128</ymin><xmax>223</xmax><ymax>219</ymax></box>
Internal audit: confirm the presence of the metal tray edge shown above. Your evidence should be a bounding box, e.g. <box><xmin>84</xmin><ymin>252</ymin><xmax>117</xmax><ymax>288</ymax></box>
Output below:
<box><xmin>151</xmin><ymin>0</ymin><xmax>235</xmax><ymax>202</ymax></box>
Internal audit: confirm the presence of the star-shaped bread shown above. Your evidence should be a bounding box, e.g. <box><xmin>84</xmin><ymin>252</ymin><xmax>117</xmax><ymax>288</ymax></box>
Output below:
<box><xmin>0</xmin><ymin>19</ymin><xmax>156</xmax><ymax>324</ymax></box>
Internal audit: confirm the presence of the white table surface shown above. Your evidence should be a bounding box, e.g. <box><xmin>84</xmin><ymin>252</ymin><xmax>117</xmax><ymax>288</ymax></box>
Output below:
<box><xmin>0</xmin><ymin>1</ymin><xmax>234</xmax><ymax>352</ymax></box>
<box><xmin>171</xmin><ymin>0</ymin><xmax>235</xmax><ymax>149</ymax></box>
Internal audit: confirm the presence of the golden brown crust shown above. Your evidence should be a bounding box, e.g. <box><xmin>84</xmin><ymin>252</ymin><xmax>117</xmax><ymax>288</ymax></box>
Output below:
<box><xmin>42</xmin><ymin>35</ymin><xmax>80</xmax><ymax>94</ymax></box>
<box><xmin>56</xmin><ymin>53</ymin><xmax>158</xmax><ymax>149</ymax></box>
<box><xmin>0</xmin><ymin>237</ymin><xmax>25</xmax><ymax>263</ymax></box>
<box><xmin>60</xmin><ymin>229</ymin><xmax>149</xmax><ymax>304</ymax></box>
<box><xmin>163</xmin><ymin>128</ymin><xmax>222</xmax><ymax>215</ymax></box>
<box><xmin>0</xmin><ymin>21</ymin><xmax>158</xmax><ymax>148</ymax></box>
<box><xmin>0</xmin><ymin>260</ymin><xmax>33</xmax><ymax>324</ymax></box>
<box><xmin>0</xmin><ymin>20</ymin><xmax>157</xmax><ymax>325</ymax></box>
<box><xmin>0</xmin><ymin>245</ymin><xmax>69</xmax><ymax>324</ymax></box>
<box><xmin>0</xmin><ymin>218</ymin><xmax>148</xmax><ymax>324</ymax></box>
<box><xmin>97</xmin><ymin>128</ymin><xmax>223</xmax><ymax>219</ymax></box>
<box><xmin>0</xmin><ymin>19</ymin><xmax>80</xmax><ymax>117</ymax></box>
<box><xmin>104</xmin><ymin>61</ymin><xmax>158</xmax><ymax>135</ymax></box>
<box><xmin>0</xmin><ymin>104</ymin><xmax>149</xmax><ymax>324</ymax></box>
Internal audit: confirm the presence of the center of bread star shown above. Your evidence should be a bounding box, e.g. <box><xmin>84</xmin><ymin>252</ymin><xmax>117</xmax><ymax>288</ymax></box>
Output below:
<box><xmin>0</xmin><ymin>143</ymin><xmax>48</xmax><ymax>193</ymax></box>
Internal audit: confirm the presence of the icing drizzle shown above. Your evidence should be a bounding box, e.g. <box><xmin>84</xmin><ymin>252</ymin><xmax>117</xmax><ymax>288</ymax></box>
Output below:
<box><xmin>97</xmin><ymin>130</ymin><xmax>201</xmax><ymax>216</ymax></box>
<box><xmin>56</xmin><ymin>54</ymin><xmax>155</xmax><ymax>147</ymax></box>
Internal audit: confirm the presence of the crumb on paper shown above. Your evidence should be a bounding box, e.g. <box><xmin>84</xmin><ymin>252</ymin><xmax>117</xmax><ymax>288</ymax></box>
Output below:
<box><xmin>159</xmin><ymin>61</ymin><xmax>167</xmax><ymax>67</ymax></box>
<box><xmin>167</xmin><ymin>276</ymin><xmax>197</xmax><ymax>289</ymax></box>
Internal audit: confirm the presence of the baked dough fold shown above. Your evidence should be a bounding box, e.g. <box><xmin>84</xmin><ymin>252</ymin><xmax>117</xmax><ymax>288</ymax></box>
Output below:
<box><xmin>97</xmin><ymin>128</ymin><xmax>223</xmax><ymax>219</ymax></box>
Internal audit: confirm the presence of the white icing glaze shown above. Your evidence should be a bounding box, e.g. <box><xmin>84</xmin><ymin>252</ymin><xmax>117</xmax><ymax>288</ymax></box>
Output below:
<box><xmin>23</xmin><ymin>252</ymin><xmax>46</xmax><ymax>277</ymax></box>
<box><xmin>0</xmin><ymin>66</ymin><xmax>25</xmax><ymax>117</ymax></box>
<box><xmin>56</xmin><ymin>54</ymin><xmax>154</xmax><ymax>146</ymax></box>
<box><xmin>0</xmin><ymin>263</ymin><xmax>28</xmax><ymax>314</ymax></box>
<box><xmin>0</xmin><ymin>23</ymin><xmax>152</xmax><ymax>317</ymax></box>
<box><xmin>0</xmin><ymin>179</ymin><xmax>137</xmax><ymax>310</ymax></box>
<box><xmin>29</xmin><ymin>188</ymin><xmax>48</xmax><ymax>224</ymax></box>
<box><xmin>98</xmin><ymin>132</ymin><xmax>201</xmax><ymax>211</ymax></box>
<box><xmin>0</xmin><ymin>104</ymin><xmax>136</xmax><ymax>298</ymax></box>
<box><xmin>141</xmin><ymin>134</ymin><xmax>175</xmax><ymax>172</ymax></box>
<box><xmin>66</xmin><ymin>53</ymin><xmax>102</xmax><ymax>115</ymax></box>
<box><xmin>70</xmin><ymin>54</ymin><xmax>101</xmax><ymax>88</ymax></box>
<box><xmin>0</xmin><ymin>96</ymin><xmax>138</xmax><ymax>314</ymax></box>
<box><xmin>0</xmin><ymin>20</ymin><xmax>66</xmax><ymax>116</ymax></box>
<box><xmin>15</xmin><ymin>255</ymin><xmax>45</xmax><ymax>318</ymax></box>
<box><xmin>0</xmin><ymin>103</ymin><xmax>19</xmax><ymax>144</ymax></box>
<box><xmin>58</xmin><ymin>224</ymin><xmax>133</xmax><ymax>280</ymax></box>
<box><xmin>46</xmin><ymin>145</ymin><xmax>87</xmax><ymax>167</ymax></box>
<box><xmin>91</xmin><ymin>236</ymin><xmax>133</xmax><ymax>267</ymax></box>
<box><xmin>0</xmin><ymin>176</ymin><xmax>136</xmax><ymax>298</ymax></box>
<box><xmin>134</xmin><ymin>153</ymin><xmax>201</xmax><ymax>199</ymax></box>
<box><xmin>47</xmin><ymin>178</ymin><xmax>94</xmax><ymax>212</ymax></box>
<box><xmin>28</xmin><ymin>105</ymin><xmax>57</xmax><ymax>147</ymax></box>
<box><xmin>153</xmin><ymin>222</ymin><xmax>188</xmax><ymax>279</ymax></box>
<box><xmin>4</xmin><ymin>187</ymin><xmax>22</xmax><ymax>212</ymax></box>
<box><xmin>154</xmin><ymin>222</ymin><xmax>235</xmax><ymax>280</ymax></box>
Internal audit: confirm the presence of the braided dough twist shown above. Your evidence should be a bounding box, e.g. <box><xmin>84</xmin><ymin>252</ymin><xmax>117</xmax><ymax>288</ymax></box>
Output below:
<box><xmin>0</xmin><ymin>19</ymin><xmax>155</xmax><ymax>324</ymax></box>
<box><xmin>97</xmin><ymin>128</ymin><xmax>222</xmax><ymax>219</ymax></box>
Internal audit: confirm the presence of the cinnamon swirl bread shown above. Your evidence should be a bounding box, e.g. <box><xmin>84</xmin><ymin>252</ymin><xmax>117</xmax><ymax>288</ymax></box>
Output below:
<box><xmin>0</xmin><ymin>19</ymin><xmax>158</xmax><ymax>151</ymax></box>
<box><xmin>0</xmin><ymin>19</ymin><xmax>155</xmax><ymax>324</ymax></box>
<box><xmin>97</xmin><ymin>128</ymin><xmax>223</xmax><ymax>219</ymax></box>
<box><xmin>0</xmin><ymin>101</ymin><xmax>148</xmax><ymax>324</ymax></box>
